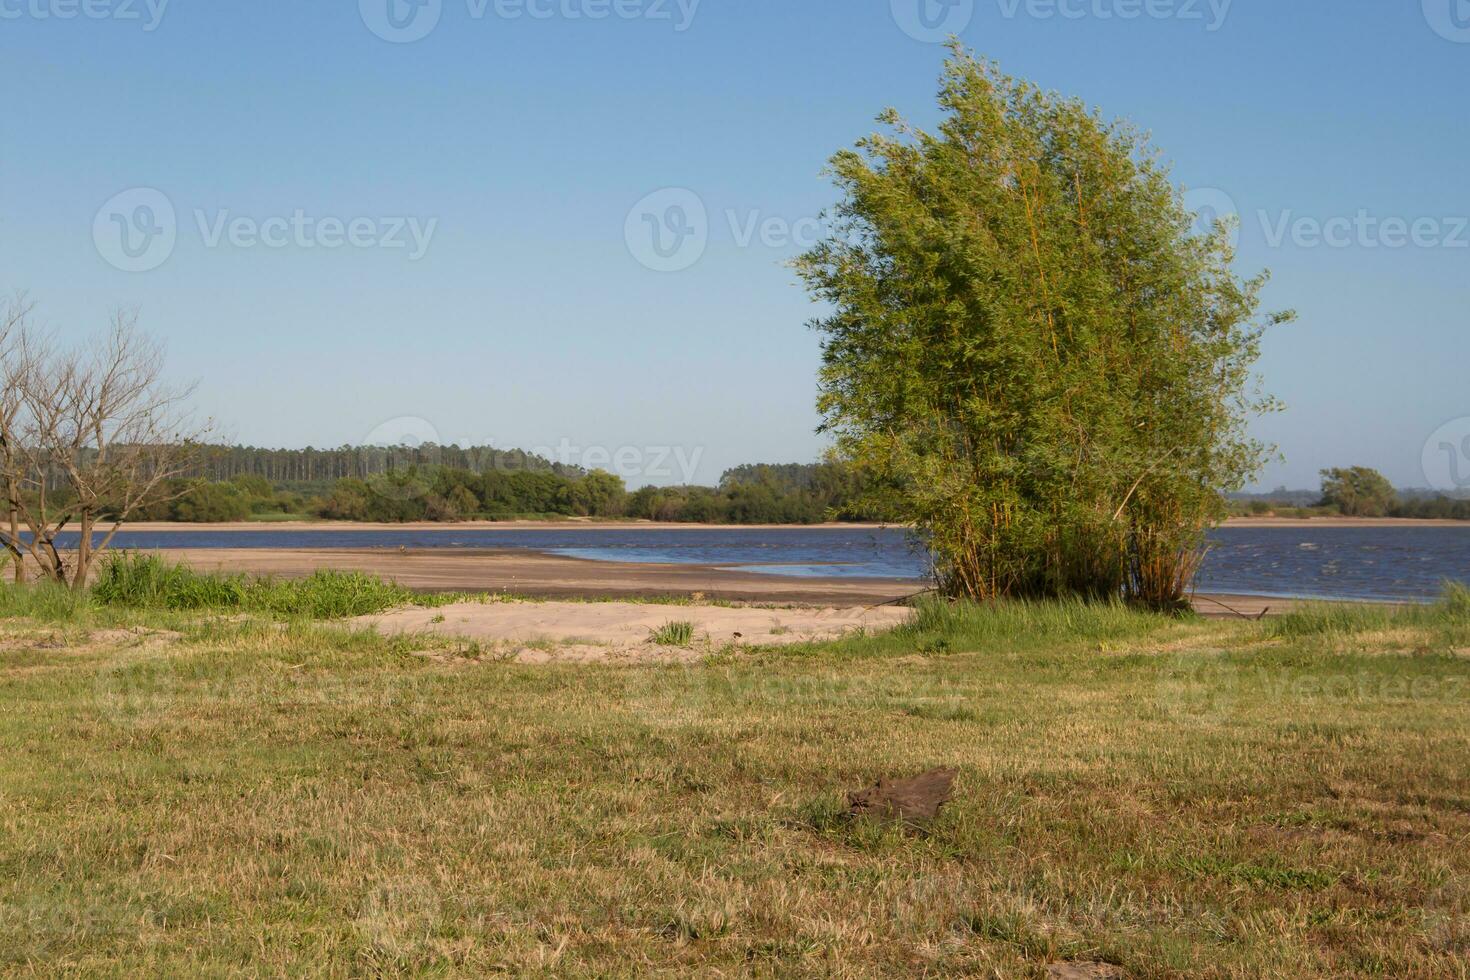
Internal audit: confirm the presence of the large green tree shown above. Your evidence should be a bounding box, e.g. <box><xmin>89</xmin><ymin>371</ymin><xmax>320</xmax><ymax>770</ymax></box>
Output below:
<box><xmin>1319</xmin><ymin>467</ymin><xmax>1397</xmax><ymax>517</ymax></box>
<box><xmin>795</xmin><ymin>47</ymin><xmax>1291</xmax><ymax>608</ymax></box>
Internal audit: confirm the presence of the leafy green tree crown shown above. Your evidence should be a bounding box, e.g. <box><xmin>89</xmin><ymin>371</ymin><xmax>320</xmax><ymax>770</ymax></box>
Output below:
<box><xmin>795</xmin><ymin>46</ymin><xmax>1292</xmax><ymax>605</ymax></box>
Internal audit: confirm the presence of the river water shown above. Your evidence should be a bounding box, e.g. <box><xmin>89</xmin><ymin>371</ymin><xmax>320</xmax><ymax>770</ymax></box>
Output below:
<box><xmin>48</xmin><ymin>524</ymin><xmax>1470</xmax><ymax>602</ymax></box>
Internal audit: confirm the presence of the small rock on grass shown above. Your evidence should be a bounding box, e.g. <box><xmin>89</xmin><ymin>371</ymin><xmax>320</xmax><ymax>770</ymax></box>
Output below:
<box><xmin>846</xmin><ymin>768</ymin><xmax>957</xmax><ymax>824</ymax></box>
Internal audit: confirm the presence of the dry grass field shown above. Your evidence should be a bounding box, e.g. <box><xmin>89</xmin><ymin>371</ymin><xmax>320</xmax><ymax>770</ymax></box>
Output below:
<box><xmin>1</xmin><ymin>581</ymin><xmax>1467</xmax><ymax>977</ymax></box>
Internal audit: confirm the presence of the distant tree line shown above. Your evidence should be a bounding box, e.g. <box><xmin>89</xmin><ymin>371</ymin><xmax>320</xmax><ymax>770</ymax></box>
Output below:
<box><xmin>1230</xmin><ymin>467</ymin><xmax>1470</xmax><ymax>520</ymax></box>
<box><xmin>190</xmin><ymin>443</ymin><xmax>583</xmax><ymax>484</ymax></box>
<box><xmin>126</xmin><ymin>459</ymin><xmax>895</xmax><ymax>525</ymax></box>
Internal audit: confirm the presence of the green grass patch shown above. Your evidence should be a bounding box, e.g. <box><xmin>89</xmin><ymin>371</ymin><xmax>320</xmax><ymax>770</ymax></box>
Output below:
<box><xmin>90</xmin><ymin>552</ymin><xmax>422</xmax><ymax>619</ymax></box>
<box><xmin>649</xmin><ymin>620</ymin><xmax>696</xmax><ymax>646</ymax></box>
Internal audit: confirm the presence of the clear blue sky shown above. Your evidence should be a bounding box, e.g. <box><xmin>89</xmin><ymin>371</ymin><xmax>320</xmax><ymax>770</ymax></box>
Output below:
<box><xmin>3</xmin><ymin>0</ymin><xmax>1466</xmax><ymax>489</ymax></box>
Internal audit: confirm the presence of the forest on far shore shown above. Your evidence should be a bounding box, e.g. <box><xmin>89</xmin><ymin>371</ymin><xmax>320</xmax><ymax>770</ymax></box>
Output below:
<box><xmin>62</xmin><ymin>448</ymin><xmax>1464</xmax><ymax>526</ymax></box>
<box><xmin>114</xmin><ymin>450</ymin><xmax>890</xmax><ymax>524</ymax></box>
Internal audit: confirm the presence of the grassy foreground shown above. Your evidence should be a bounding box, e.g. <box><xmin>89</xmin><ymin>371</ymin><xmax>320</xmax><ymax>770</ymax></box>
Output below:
<box><xmin>0</xmin><ymin>581</ymin><xmax>1467</xmax><ymax>977</ymax></box>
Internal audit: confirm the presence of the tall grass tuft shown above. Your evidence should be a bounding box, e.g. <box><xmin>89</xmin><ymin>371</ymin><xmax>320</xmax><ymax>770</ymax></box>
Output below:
<box><xmin>1263</xmin><ymin>581</ymin><xmax>1470</xmax><ymax>640</ymax></box>
<box><xmin>649</xmin><ymin>621</ymin><xmax>697</xmax><ymax>646</ymax></box>
<box><xmin>91</xmin><ymin>553</ymin><xmax>418</xmax><ymax>619</ymax></box>
<box><xmin>901</xmin><ymin>595</ymin><xmax>1170</xmax><ymax>647</ymax></box>
<box><xmin>0</xmin><ymin>580</ymin><xmax>93</xmax><ymax>621</ymax></box>
<box><xmin>91</xmin><ymin>553</ymin><xmax>246</xmax><ymax>610</ymax></box>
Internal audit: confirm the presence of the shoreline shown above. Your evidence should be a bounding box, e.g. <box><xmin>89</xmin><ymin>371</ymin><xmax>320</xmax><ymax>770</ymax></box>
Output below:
<box><xmin>119</xmin><ymin>546</ymin><xmax>1311</xmax><ymax>618</ymax></box>
<box><xmin>49</xmin><ymin>515</ymin><xmax>1470</xmax><ymax>533</ymax></box>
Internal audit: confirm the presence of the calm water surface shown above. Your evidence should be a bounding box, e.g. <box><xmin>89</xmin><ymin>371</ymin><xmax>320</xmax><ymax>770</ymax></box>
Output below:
<box><xmin>53</xmin><ymin>525</ymin><xmax>1470</xmax><ymax>602</ymax></box>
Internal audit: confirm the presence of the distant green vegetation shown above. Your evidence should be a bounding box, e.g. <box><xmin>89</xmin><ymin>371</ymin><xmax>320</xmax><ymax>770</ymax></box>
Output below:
<box><xmin>1228</xmin><ymin>466</ymin><xmax>1470</xmax><ymax>520</ymax></box>
<box><xmin>110</xmin><ymin>460</ymin><xmax>891</xmax><ymax>525</ymax></box>
<box><xmin>1318</xmin><ymin>466</ymin><xmax>1398</xmax><ymax>517</ymax></box>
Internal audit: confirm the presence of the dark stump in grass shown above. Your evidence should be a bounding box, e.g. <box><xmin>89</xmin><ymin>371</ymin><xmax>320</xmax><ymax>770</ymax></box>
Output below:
<box><xmin>846</xmin><ymin>768</ymin><xmax>957</xmax><ymax>825</ymax></box>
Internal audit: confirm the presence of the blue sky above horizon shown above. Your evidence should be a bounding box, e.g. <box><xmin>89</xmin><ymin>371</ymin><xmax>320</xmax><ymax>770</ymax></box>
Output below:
<box><xmin>2</xmin><ymin>0</ymin><xmax>1466</xmax><ymax>490</ymax></box>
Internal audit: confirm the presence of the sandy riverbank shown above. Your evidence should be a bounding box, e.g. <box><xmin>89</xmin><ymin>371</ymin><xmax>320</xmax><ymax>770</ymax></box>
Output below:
<box><xmin>146</xmin><ymin>547</ymin><xmax>927</xmax><ymax>606</ymax></box>
<box><xmin>361</xmin><ymin>600</ymin><xmax>913</xmax><ymax>663</ymax></box>
<box><xmin>136</xmin><ymin>546</ymin><xmax>1295</xmax><ymax>619</ymax></box>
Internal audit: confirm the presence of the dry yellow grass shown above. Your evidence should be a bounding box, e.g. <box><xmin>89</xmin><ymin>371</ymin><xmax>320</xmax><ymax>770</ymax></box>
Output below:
<box><xmin>0</xmin><ymin>594</ymin><xmax>1467</xmax><ymax>977</ymax></box>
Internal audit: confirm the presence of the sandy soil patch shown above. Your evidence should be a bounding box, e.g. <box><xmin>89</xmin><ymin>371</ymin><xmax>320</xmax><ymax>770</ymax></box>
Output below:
<box><xmin>360</xmin><ymin>600</ymin><xmax>912</xmax><ymax>663</ymax></box>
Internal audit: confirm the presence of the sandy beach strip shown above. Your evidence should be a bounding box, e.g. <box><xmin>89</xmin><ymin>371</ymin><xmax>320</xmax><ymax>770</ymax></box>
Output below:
<box><xmin>134</xmin><ymin>546</ymin><xmax>1297</xmax><ymax>619</ymax></box>
<box><xmin>146</xmin><ymin>547</ymin><xmax>929</xmax><ymax>606</ymax></box>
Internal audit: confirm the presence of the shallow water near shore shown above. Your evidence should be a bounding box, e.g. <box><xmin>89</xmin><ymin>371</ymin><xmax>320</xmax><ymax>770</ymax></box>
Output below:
<box><xmin>47</xmin><ymin>524</ymin><xmax>1470</xmax><ymax>602</ymax></box>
